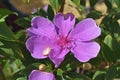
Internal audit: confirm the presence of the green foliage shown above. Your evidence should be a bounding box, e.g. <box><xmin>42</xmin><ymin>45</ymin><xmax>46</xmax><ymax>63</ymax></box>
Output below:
<box><xmin>0</xmin><ymin>23</ymin><xmax>16</xmax><ymax>41</ymax></box>
<box><xmin>22</xmin><ymin>0</ymin><xmax>30</xmax><ymax>4</ymax></box>
<box><xmin>87</xmin><ymin>10</ymin><xmax>102</xmax><ymax>19</ymax></box>
<box><xmin>72</xmin><ymin>0</ymin><xmax>80</xmax><ymax>6</ymax></box>
<box><xmin>0</xmin><ymin>9</ymin><xmax>12</xmax><ymax>22</ymax></box>
<box><xmin>49</xmin><ymin>0</ymin><xmax>62</xmax><ymax>13</ymax></box>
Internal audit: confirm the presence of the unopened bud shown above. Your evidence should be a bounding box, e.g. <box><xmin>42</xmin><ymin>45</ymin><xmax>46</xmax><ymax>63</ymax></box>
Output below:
<box><xmin>82</xmin><ymin>63</ymin><xmax>92</xmax><ymax>70</ymax></box>
<box><xmin>39</xmin><ymin>64</ymin><xmax>46</xmax><ymax>71</ymax></box>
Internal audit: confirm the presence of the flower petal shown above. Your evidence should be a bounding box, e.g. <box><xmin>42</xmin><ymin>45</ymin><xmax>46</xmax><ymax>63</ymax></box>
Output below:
<box><xmin>69</xmin><ymin>18</ymin><xmax>101</xmax><ymax>41</ymax></box>
<box><xmin>49</xmin><ymin>46</ymin><xmax>69</xmax><ymax>67</ymax></box>
<box><xmin>54</xmin><ymin>13</ymin><xmax>75</xmax><ymax>37</ymax></box>
<box><xmin>29</xmin><ymin>70</ymin><xmax>56</xmax><ymax>80</ymax></box>
<box><xmin>27</xmin><ymin>16</ymin><xmax>57</xmax><ymax>39</ymax></box>
<box><xmin>26</xmin><ymin>36</ymin><xmax>55</xmax><ymax>59</ymax></box>
<box><xmin>71</xmin><ymin>41</ymin><xmax>100</xmax><ymax>62</ymax></box>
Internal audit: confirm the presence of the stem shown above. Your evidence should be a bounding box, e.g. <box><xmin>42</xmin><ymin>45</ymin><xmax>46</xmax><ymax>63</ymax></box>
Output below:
<box><xmin>58</xmin><ymin>0</ymin><xmax>65</xmax><ymax>13</ymax></box>
<box><xmin>0</xmin><ymin>65</ymin><xmax>6</xmax><ymax>80</ymax></box>
<box><xmin>81</xmin><ymin>69</ymin><xmax>84</xmax><ymax>74</ymax></box>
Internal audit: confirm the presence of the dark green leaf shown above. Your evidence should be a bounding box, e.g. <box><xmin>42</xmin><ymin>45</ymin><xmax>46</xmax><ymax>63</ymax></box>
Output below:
<box><xmin>0</xmin><ymin>23</ymin><xmax>16</xmax><ymax>41</ymax></box>
<box><xmin>80</xmin><ymin>0</ymin><xmax>86</xmax><ymax>6</ymax></box>
<box><xmin>114</xmin><ymin>13</ymin><xmax>120</xmax><ymax>20</ymax></box>
<box><xmin>89</xmin><ymin>0</ymin><xmax>98</xmax><ymax>7</ymax></box>
<box><xmin>64</xmin><ymin>72</ymin><xmax>91</xmax><ymax>80</ymax></box>
<box><xmin>87</xmin><ymin>10</ymin><xmax>102</xmax><ymax>19</ymax></box>
<box><xmin>105</xmin><ymin>65</ymin><xmax>117</xmax><ymax>80</ymax></box>
<box><xmin>102</xmin><ymin>42</ymin><xmax>116</xmax><ymax>62</ymax></box>
<box><xmin>0</xmin><ymin>39</ymin><xmax>23</xmax><ymax>59</ymax></box>
<box><xmin>104</xmin><ymin>0</ymin><xmax>112</xmax><ymax>11</ymax></box>
<box><xmin>47</xmin><ymin>5</ymin><xmax>55</xmax><ymax>20</ymax></box>
<box><xmin>15</xmin><ymin>17</ymin><xmax>31</xmax><ymax>28</ymax></box>
<box><xmin>60</xmin><ymin>53</ymin><xmax>81</xmax><ymax>71</ymax></box>
<box><xmin>112</xmin><ymin>39</ymin><xmax>120</xmax><ymax>60</ymax></box>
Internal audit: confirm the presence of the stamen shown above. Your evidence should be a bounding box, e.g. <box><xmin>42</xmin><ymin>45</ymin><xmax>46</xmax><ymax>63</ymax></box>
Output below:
<box><xmin>43</xmin><ymin>46</ymin><xmax>51</xmax><ymax>56</ymax></box>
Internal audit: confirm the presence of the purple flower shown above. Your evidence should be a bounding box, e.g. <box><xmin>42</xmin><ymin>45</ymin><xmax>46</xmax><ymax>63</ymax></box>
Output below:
<box><xmin>26</xmin><ymin>13</ymin><xmax>101</xmax><ymax>67</ymax></box>
<box><xmin>32</xmin><ymin>5</ymin><xmax>48</xmax><ymax>13</ymax></box>
<box><xmin>29</xmin><ymin>70</ymin><xmax>55</xmax><ymax>80</ymax></box>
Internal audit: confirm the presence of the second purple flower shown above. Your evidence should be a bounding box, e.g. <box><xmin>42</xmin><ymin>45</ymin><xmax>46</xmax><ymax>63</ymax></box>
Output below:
<box><xmin>26</xmin><ymin>13</ymin><xmax>101</xmax><ymax>67</ymax></box>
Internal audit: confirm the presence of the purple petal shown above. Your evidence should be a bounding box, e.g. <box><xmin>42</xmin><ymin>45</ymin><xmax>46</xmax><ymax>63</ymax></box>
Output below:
<box><xmin>42</xmin><ymin>5</ymin><xmax>48</xmax><ymax>12</ymax></box>
<box><xmin>32</xmin><ymin>8</ymin><xmax>38</xmax><ymax>13</ymax></box>
<box><xmin>27</xmin><ymin>16</ymin><xmax>57</xmax><ymax>39</ymax></box>
<box><xmin>71</xmin><ymin>41</ymin><xmax>100</xmax><ymax>62</ymax></box>
<box><xmin>54</xmin><ymin>13</ymin><xmax>75</xmax><ymax>37</ymax></box>
<box><xmin>29</xmin><ymin>70</ymin><xmax>56</xmax><ymax>80</ymax></box>
<box><xmin>69</xmin><ymin>18</ymin><xmax>101</xmax><ymax>41</ymax></box>
<box><xmin>49</xmin><ymin>46</ymin><xmax>69</xmax><ymax>68</ymax></box>
<box><xmin>26</xmin><ymin>36</ymin><xmax>55</xmax><ymax>59</ymax></box>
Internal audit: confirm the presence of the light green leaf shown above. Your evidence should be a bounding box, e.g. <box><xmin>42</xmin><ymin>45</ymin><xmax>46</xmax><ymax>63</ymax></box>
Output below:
<box><xmin>50</xmin><ymin>0</ymin><xmax>62</xmax><ymax>13</ymax></box>
<box><xmin>104</xmin><ymin>35</ymin><xmax>112</xmax><ymax>49</ymax></box>
<box><xmin>0</xmin><ymin>9</ymin><xmax>11</xmax><ymax>22</ymax></box>
<box><xmin>93</xmin><ymin>70</ymin><xmax>106</xmax><ymax>80</ymax></box>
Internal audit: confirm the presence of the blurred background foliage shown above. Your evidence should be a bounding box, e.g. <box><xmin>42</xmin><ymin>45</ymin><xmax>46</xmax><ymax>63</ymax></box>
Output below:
<box><xmin>0</xmin><ymin>0</ymin><xmax>120</xmax><ymax>80</ymax></box>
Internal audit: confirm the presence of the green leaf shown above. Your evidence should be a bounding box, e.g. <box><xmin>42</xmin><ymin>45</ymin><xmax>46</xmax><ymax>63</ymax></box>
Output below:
<box><xmin>60</xmin><ymin>54</ymin><xmax>81</xmax><ymax>71</ymax></box>
<box><xmin>104</xmin><ymin>35</ymin><xmax>112</xmax><ymax>49</ymax></box>
<box><xmin>102</xmin><ymin>42</ymin><xmax>115</xmax><ymax>62</ymax></box>
<box><xmin>47</xmin><ymin>5</ymin><xmax>55</xmax><ymax>21</ymax></box>
<box><xmin>114</xmin><ymin>13</ymin><xmax>120</xmax><ymax>20</ymax></box>
<box><xmin>87</xmin><ymin>10</ymin><xmax>102</xmax><ymax>19</ymax></box>
<box><xmin>15</xmin><ymin>30</ymin><xmax>26</xmax><ymax>41</ymax></box>
<box><xmin>16</xmin><ymin>76</ymin><xmax>27</xmax><ymax>80</ymax></box>
<box><xmin>15</xmin><ymin>17</ymin><xmax>31</xmax><ymax>28</ymax></box>
<box><xmin>0</xmin><ymin>41</ymin><xmax>4</xmax><ymax>46</ymax></box>
<box><xmin>89</xmin><ymin>0</ymin><xmax>98</xmax><ymax>7</ymax></box>
<box><xmin>0</xmin><ymin>9</ymin><xmax>12</xmax><ymax>22</ymax></box>
<box><xmin>0</xmin><ymin>23</ymin><xmax>16</xmax><ymax>41</ymax></box>
<box><xmin>105</xmin><ymin>65</ymin><xmax>118</xmax><ymax>80</ymax></box>
<box><xmin>3</xmin><ymin>59</ymin><xmax>25</xmax><ymax>80</ymax></box>
<box><xmin>0</xmin><ymin>39</ymin><xmax>24</xmax><ymax>59</ymax></box>
<box><xmin>80</xmin><ymin>0</ymin><xmax>86</xmax><ymax>6</ymax></box>
<box><xmin>101</xmin><ymin>14</ymin><xmax>113</xmax><ymax>25</ymax></box>
<box><xmin>72</xmin><ymin>0</ymin><xmax>80</xmax><ymax>6</ymax></box>
<box><xmin>57</xmin><ymin>69</ymin><xmax>65</xmax><ymax>80</ymax></box>
<box><xmin>3</xmin><ymin>60</ymin><xmax>15</xmax><ymax>80</ymax></box>
<box><xmin>114</xmin><ymin>0</ymin><xmax>120</xmax><ymax>9</ymax></box>
<box><xmin>93</xmin><ymin>70</ymin><xmax>106</xmax><ymax>80</ymax></box>
<box><xmin>112</xmin><ymin>39</ymin><xmax>120</xmax><ymax>60</ymax></box>
<box><xmin>50</xmin><ymin>0</ymin><xmax>62</xmax><ymax>13</ymax></box>
<box><xmin>117</xmin><ymin>64</ymin><xmax>120</xmax><ymax>77</ymax></box>
<box><xmin>104</xmin><ymin>0</ymin><xmax>112</xmax><ymax>11</ymax></box>
<box><xmin>64</xmin><ymin>72</ymin><xmax>91</xmax><ymax>80</ymax></box>
<box><xmin>32</xmin><ymin>5</ymin><xmax>54</xmax><ymax>20</ymax></box>
<box><xmin>102</xmin><ymin>35</ymin><xmax>120</xmax><ymax>62</ymax></box>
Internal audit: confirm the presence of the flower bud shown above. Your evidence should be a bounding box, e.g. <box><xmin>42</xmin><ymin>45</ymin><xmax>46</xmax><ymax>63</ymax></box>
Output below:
<box><xmin>82</xmin><ymin>63</ymin><xmax>92</xmax><ymax>70</ymax></box>
<box><xmin>39</xmin><ymin>64</ymin><xmax>46</xmax><ymax>71</ymax></box>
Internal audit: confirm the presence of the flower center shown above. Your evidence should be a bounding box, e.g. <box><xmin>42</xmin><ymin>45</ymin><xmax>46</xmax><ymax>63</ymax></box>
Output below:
<box><xmin>56</xmin><ymin>35</ymin><xmax>69</xmax><ymax>48</ymax></box>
